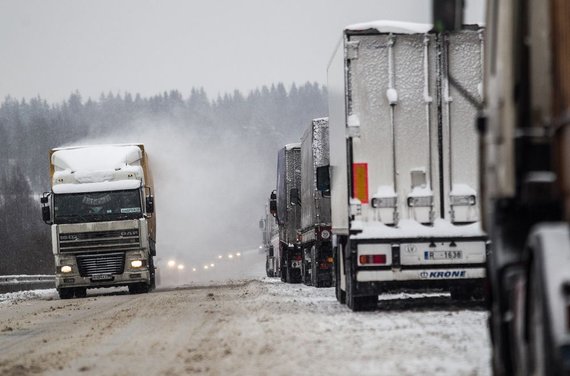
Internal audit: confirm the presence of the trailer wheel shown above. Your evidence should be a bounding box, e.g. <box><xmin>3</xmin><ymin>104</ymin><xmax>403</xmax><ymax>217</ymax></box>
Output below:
<box><xmin>58</xmin><ymin>288</ymin><xmax>74</xmax><ymax>300</ymax></box>
<box><xmin>74</xmin><ymin>287</ymin><xmax>87</xmax><ymax>298</ymax></box>
<box><xmin>527</xmin><ymin>262</ymin><xmax>551</xmax><ymax>376</ymax></box>
<box><xmin>450</xmin><ymin>287</ymin><xmax>472</xmax><ymax>301</ymax></box>
<box><xmin>345</xmin><ymin>254</ymin><xmax>377</xmax><ymax>311</ymax></box>
<box><xmin>333</xmin><ymin>246</ymin><xmax>345</xmax><ymax>304</ymax></box>
<box><xmin>301</xmin><ymin>247</ymin><xmax>312</xmax><ymax>286</ymax></box>
<box><xmin>265</xmin><ymin>256</ymin><xmax>273</xmax><ymax>277</ymax></box>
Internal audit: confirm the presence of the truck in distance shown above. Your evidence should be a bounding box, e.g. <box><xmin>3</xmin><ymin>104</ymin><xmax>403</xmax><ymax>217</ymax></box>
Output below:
<box><xmin>40</xmin><ymin>144</ymin><xmax>156</xmax><ymax>299</ymax></box>
<box><xmin>324</xmin><ymin>21</ymin><xmax>487</xmax><ymax>311</ymax></box>
<box><xmin>269</xmin><ymin>143</ymin><xmax>302</xmax><ymax>283</ymax></box>
<box><xmin>299</xmin><ymin>118</ymin><xmax>333</xmax><ymax>287</ymax></box>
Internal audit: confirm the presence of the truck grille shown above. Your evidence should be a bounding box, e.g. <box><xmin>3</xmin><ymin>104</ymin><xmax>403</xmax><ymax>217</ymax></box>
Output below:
<box><xmin>76</xmin><ymin>252</ymin><xmax>125</xmax><ymax>277</ymax></box>
<box><xmin>59</xmin><ymin>229</ymin><xmax>140</xmax><ymax>253</ymax></box>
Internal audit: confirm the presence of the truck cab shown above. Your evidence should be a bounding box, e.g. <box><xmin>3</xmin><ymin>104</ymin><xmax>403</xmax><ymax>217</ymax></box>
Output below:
<box><xmin>41</xmin><ymin>144</ymin><xmax>156</xmax><ymax>299</ymax></box>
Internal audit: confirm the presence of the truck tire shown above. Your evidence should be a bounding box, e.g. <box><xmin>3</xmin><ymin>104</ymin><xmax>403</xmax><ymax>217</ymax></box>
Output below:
<box><xmin>527</xmin><ymin>262</ymin><xmax>553</xmax><ymax>376</ymax></box>
<box><xmin>129</xmin><ymin>283</ymin><xmax>149</xmax><ymax>294</ymax></box>
<box><xmin>450</xmin><ymin>286</ymin><xmax>472</xmax><ymax>301</ymax></box>
<box><xmin>74</xmin><ymin>287</ymin><xmax>87</xmax><ymax>298</ymax></box>
<box><xmin>311</xmin><ymin>246</ymin><xmax>319</xmax><ymax>287</ymax></box>
<box><xmin>345</xmin><ymin>256</ymin><xmax>377</xmax><ymax>311</ymax></box>
<box><xmin>302</xmin><ymin>247</ymin><xmax>312</xmax><ymax>286</ymax></box>
<box><xmin>334</xmin><ymin>246</ymin><xmax>346</xmax><ymax>304</ymax></box>
<box><xmin>265</xmin><ymin>257</ymin><xmax>273</xmax><ymax>277</ymax></box>
<box><xmin>58</xmin><ymin>288</ymin><xmax>74</xmax><ymax>300</ymax></box>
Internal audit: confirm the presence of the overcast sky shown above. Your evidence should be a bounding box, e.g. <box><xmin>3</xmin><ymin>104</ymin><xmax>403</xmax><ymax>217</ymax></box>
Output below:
<box><xmin>0</xmin><ymin>0</ymin><xmax>484</xmax><ymax>103</ymax></box>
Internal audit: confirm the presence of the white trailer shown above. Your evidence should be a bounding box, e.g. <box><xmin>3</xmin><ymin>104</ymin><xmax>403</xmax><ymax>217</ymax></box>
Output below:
<box><xmin>325</xmin><ymin>20</ymin><xmax>487</xmax><ymax>310</ymax></box>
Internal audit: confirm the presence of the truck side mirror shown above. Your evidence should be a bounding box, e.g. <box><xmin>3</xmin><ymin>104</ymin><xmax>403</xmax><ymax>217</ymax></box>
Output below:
<box><xmin>269</xmin><ymin>190</ymin><xmax>277</xmax><ymax>217</ymax></box>
<box><xmin>290</xmin><ymin>188</ymin><xmax>301</xmax><ymax>206</ymax></box>
<box><xmin>40</xmin><ymin>193</ymin><xmax>52</xmax><ymax>224</ymax></box>
<box><xmin>316</xmin><ymin>165</ymin><xmax>331</xmax><ymax>196</ymax></box>
<box><xmin>42</xmin><ymin>206</ymin><xmax>51</xmax><ymax>223</ymax></box>
<box><xmin>432</xmin><ymin>0</ymin><xmax>464</xmax><ymax>32</ymax></box>
<box><xmin>146</xmin><ymin>195</ymin><xmax>154</xmax><ymax>214</ymax></box>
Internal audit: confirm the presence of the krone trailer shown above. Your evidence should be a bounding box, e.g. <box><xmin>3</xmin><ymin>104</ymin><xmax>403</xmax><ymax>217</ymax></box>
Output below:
<box><xmin>40</xmin><ymin>144</ymin><xmax>156</xmax><ymax>299</ymax></box>
<box><xmin>324</xmin><ymin>21</ymin><xmax>487</xmax><ymax>310</ymax></box>
<box><xmin>269</xmin><ymin>144</ymin><xmax>302</xmax><ymax>283</ymax></box>
<box><xmin>299</xmin><ymin>118</ymin><xmax>333</xmax><ymax>287</ymax></box>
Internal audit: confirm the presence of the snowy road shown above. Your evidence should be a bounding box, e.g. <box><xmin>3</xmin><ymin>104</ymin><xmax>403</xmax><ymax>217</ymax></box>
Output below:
<box><xmin>0</xmin><ymin>254</ymin><xmax>491</xmax><ymax>376</ymax></box>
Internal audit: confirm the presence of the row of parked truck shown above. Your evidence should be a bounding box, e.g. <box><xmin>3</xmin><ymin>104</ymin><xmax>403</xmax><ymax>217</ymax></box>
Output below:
<box><xmin>263</xmin><ymin>1</ymin><xmax>570</xmax><ymax>372</ymax></box>
<box><xmin>261</xmin><ymin>21</ymin><xmax>487</xmax><ymax>311</ymax></box>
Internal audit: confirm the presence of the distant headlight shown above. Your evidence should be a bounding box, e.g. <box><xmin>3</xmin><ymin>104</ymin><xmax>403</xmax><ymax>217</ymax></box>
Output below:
<box><xmin>130</xmin><ymin>260</ymin><xmax>143</xmax><ymax>268</ymax></box>
<box><xmin>60</xmin><ymin>265</ymin><xmax>72</xmax><ymax>273</ymax></box>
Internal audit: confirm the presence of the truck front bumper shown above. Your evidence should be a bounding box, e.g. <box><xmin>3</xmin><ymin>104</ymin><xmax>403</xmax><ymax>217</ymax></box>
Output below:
<box><xmin>55</xmin><ymin>270</ymin><xmax>150</xmax><ymax>289</ymax></box>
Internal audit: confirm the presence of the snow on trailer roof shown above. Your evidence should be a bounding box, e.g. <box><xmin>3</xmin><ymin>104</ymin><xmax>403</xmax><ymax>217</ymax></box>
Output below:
<box><xmin>285</xmin><ymin>143</ymin><xmax>301</xmax><ymax>151</ymax></box>
<box><xmin>345</xmin><ymin>20</ymin><xmax>433</xmax><ymax>35</ymax></box>
<box><xmin>53</xmin><ymin>180</ymin><xmax>142</xmax><ymax>194</ymax></box>
<box><xmin>51</xmin><ymin>144</ymin><xmax>143</xmax><ymax>172</ymax></box>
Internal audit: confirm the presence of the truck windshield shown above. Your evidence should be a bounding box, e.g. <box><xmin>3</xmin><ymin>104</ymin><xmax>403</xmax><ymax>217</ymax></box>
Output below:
<box><xmin>54</xmin><ymin>189</ymin><xmax>143</xmax><ymax>224</ymax></box>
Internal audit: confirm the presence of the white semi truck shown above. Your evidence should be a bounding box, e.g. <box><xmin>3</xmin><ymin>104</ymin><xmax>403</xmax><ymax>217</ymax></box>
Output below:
<box><xmin>40</xmin><ymin>144</ymin><xmax>156</xmax><ymax>299</ymax></box>
<box><xmin>323</xmin><ymin>21</ymin><xmax>487</xmax><ymax>310</ymax></box>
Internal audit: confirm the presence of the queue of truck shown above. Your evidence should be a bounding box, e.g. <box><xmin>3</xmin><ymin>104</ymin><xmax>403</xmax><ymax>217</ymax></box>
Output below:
<box><xmin>262</xmin><ymin>20</ymin><xmax>488</xmax><ymax>311</ymax></box>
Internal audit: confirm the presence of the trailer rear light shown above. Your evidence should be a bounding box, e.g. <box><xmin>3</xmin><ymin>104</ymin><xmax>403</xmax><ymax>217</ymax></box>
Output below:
<box><xmin>407</xmin><ymin>196</ymin><xmax>433</xmax><ymax>207</ymax></box>
<box><xmin>359</xmin><ymin>254</ymin><xmax>387</xmax><ymax>265</ymax></box>
<box><xmin>327</xmin><ymin>257</ymin><xmax>334</xmax><ymax>263</ymax></box>
<box><xmin>450</xmin><ymin>195</ymin><xmax>476</xmax><ymax>206</ymax></box>
<box><xmin>371</xmin><ymin>196</ymin><xmax>397</xmax><ymax>208</ymax></box>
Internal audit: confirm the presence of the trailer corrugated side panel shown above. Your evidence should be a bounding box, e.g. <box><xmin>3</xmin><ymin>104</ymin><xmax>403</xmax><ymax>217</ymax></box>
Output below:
<box><xmin>301</xmin><ymin>125</ymin><xmax>315</xmax><ymax>229</ymax></box>
<box><xmin>276</xmin><ymin>147</ymin><xmax>288</xmax><ymax>226</ymax></box>
<box><xmin>327</xmin><ymin>38</ymin><xmax>350</xmax><ymax>235</ymax></box>
<box><xmin>301</xmin><ymin>118</ymin><xmax>331</xmax><ymax>230</ymax></box>
<box><xmin>441</xmin><ymin>28</ymin><xmax>483</xmax><ymax>222</ymax></box>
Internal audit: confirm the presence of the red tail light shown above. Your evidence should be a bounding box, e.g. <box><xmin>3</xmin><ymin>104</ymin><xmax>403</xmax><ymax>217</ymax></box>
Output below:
<box><xmin>359</xmin><ymin>254</ymin><xmax>387</xmax><ymax>265</ymax></box>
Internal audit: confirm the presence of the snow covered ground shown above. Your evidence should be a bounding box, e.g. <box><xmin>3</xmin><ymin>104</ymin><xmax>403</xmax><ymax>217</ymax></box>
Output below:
<box><xmin>0</xmin><ymin>251</ymin><xmax>491</xmax><ymax>375</ymax></box>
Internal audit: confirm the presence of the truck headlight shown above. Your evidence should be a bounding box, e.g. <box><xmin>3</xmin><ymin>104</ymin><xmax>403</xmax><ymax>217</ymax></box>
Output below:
<box><xmin>130</xmin><ymin>260</ymin><xmax>143</xmax><ymax>268</ymax></box>
<box><xmin>60</xmin><ymin>265</ymin><xmax>72</xmax><ymax>273</ymax></box>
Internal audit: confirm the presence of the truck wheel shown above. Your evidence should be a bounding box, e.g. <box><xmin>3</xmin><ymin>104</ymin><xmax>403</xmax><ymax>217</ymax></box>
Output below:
<box><xmin>74</xmin><ymin>287</ymin><xmax>87</xmax><ymax>298</ymax></box>
<box><xmin>450</xmin><ymin>287</ymin><xmax>472</xmax><ymax>301</ymax></box>
<box><xmin>528</xmin><ymin>264</ymin><xmax>551</xmax><ymax>376</ymax></box>
<box><xmin>58</xmin><ymin>288</ymin><xmax>74</xmax><ymax>300</ymax></box>
<box><xmin>310</xmin><ymin>246</ymin><xmax>318</xmax><ymax>287</ymax></box>
<box><xmin>149</xmin><ymin>257</ymin><xmax>156</xmax><ymax>290</ymax></box>
<box><xmin>302</xmin><ymin>248</ymin><xmax>311</xmax><ymax>286</ymax></box>
<box><xmin>129</xmin><ymin>283</ymin><xmax>149</xmax><ymax>294</ymax></box>
<box><xmin>334</xmin><ymin>246</ymin><xmax>346</xmax><ymax>304</ymax></box>
<box><xmin>265</xmin><ymin>257</ymin><xmax>273</xmax><ymax>277</ymax></box>
<box><xmin>346</xmin><ymin>261</ymin><xmax>377</xmax><ymax>311</ymax></box>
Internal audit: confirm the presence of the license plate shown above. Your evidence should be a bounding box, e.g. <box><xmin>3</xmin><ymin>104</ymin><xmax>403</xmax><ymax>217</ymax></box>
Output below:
<box><xmin>424</xmin><ymin>250</ymin><xmax>463</xmax><ymax>260</ymax></box>
<box><xmin>91</xmin><ymin>274</ymin><xmax>113</xmax><ymax>281</ymax></box>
